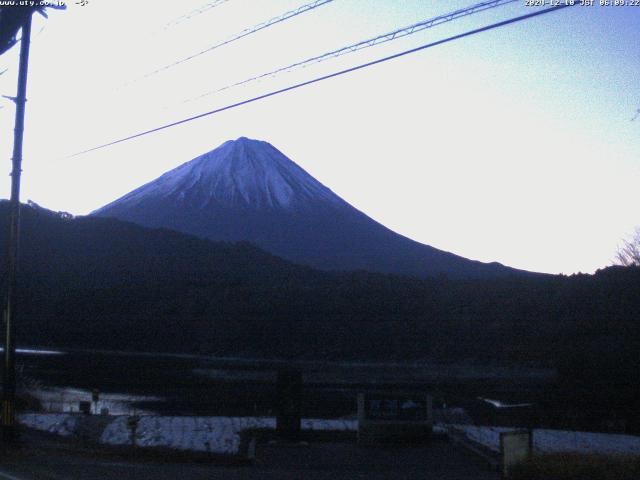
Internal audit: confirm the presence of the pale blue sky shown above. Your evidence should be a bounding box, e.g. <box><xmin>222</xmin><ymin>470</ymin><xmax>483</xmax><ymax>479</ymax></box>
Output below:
<box><xmin>0</xmin><ymin>1</ymin><xmax>638</xmax><ymax>274</ymax></box>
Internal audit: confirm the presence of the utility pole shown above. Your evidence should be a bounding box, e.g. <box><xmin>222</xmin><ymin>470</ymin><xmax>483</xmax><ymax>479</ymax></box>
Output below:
<box><xmin>2</xmin><ymin>11</ymin><xmax>32</xmax><ymax>441</ymax></box>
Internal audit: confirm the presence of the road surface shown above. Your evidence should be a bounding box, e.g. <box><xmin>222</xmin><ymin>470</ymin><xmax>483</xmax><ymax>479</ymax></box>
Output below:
<box><xmin>0</xmin><ymin>429</ymin><xmax>499</xmax><ymax>479</ymax></box>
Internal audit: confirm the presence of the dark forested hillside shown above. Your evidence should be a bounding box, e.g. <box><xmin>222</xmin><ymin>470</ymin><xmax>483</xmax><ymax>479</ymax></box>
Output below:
<box><xmin>0</xmin><ymin>201</ymin><xmax>638</xmax><ymax>372</ymax></box>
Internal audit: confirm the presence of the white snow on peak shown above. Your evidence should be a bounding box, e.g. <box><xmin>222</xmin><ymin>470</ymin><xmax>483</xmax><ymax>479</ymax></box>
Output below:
<box><xmin>111</xmin><ymin>137</ymin><xmax>343</xmax><ymax>212</ymax></box>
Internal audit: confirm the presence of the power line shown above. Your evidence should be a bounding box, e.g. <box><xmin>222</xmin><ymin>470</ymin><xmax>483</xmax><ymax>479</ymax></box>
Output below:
<box><xmin>188</xmin><ymin>0</ymin><xmax>518</xmax><ymax>103</ymax></box>
<box><xmin>164</xmin><ymin>0</ymin><xmax>231</xmax><ymax>29</ymax></box>
<box><xmin>143</xmin><ymin>0</ymin><xmax>334</xmax><ymax>81</ymax></box>
<box><xmin>68</xmin><ymin>5</ymin><xmax>576</xmax><ymax>159</ymax></box>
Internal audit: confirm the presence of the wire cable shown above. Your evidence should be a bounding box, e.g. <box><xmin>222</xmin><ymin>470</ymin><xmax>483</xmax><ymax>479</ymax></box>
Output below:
<box><xmin>188</xmin><ymin>0</ymin><xmax>518</xmax><ymax>103</ymax></box>
<box><xmin>164</xmin><ymin>0</ymin><xmax>231</xmax><ymax>29</ymax></box>
<box><xmin>144</xmin><ymin>0</ymin><xmax>334</xmax><ymax>81</ymax></box>
<box><xmin>68</xmin><ymin>5</ymin><xmax>576</xmax><ymax>159</ymax></box>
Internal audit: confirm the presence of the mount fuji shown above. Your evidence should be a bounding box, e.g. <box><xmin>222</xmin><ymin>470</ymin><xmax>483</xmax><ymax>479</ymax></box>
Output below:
<box><xmin>92</xmin><ymin>137</ymin><xmax>525</xmax><ymax>279</ymax></box>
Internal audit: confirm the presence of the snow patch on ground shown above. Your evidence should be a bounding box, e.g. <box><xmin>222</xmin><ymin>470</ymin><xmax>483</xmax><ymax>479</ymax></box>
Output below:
<box><xmin>452</xmin><ymin>425</ymin><xmax>640</xmax><ymax>456</ymax></box>
<box><xmin>20</xmin><ymin>413</ymin><xmax>640</xmax><ymax>458</ymax></box>
<box><xmin>21</xmin><ymin>412</ymin><xmax>640</xmax><ymax>457</ymax></box>
<box><xmin>302</xmin><ymin>418</ymin><xmax>357</xmax><ymax>431</ymax></box>
<box><xmin>101</xmin><ymin>416</ymin><xmax>358</xmax><ymax>454</ymax></box>
<box><xmin>19</xmin><ymin>413</ymin><xmax>357</xmax><ymax>455</ymax></box>
<box><xmin>20</xmin><ymin>413</ymin><xmax>79</xmax><ymax>436</ymax></box>
<box><xmin>100</xmin><ymin>416</ymin><xmax>276</xmax><ymax>454</ymax></box>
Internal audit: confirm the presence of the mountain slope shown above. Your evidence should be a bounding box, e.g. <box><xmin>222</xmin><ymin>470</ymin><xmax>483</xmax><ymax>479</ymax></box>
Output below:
<box><xmin>93</xmin><ymin>137</ymin><xmax>527</xmax><ymax>279</ymax></box>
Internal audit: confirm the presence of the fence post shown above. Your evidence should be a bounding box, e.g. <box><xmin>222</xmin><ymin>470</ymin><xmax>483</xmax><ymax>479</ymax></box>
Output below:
<box><xmin>276</xmin><ymin>368</ymin><xmax>302</xmax><ymax>440</ymax></box>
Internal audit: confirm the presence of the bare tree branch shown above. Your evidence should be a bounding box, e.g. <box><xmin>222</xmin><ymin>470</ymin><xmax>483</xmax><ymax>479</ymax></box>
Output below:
<box><xmin>615</xmin><ymin>228</ymin><xmax>640</xmax><ymax>266</ymax></box>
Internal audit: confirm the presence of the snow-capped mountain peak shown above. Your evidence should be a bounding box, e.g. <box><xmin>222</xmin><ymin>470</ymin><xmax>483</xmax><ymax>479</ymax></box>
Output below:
<box><xmin>93</xmin><ymin>137</ymin><xmax>526</xmax><ymax>279</ymax></box>
<box><xmin>105</xmin><ymin>137</ymin><xmax>341</xmax><ymax>212</ymax></box>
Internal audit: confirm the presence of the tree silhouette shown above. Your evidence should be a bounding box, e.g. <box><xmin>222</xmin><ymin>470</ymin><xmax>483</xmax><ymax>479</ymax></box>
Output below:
<box><xmin>0</xmin><ymin>4</ymin><xmax>65</xmax><ymax>57</ymax></box>
<box><xmin>616</xmin><ymin>228</ymin><xmax>640</xmax><ymax>267</ymax></box>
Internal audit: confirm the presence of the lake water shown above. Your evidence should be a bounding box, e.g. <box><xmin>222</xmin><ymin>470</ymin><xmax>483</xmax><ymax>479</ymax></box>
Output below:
<box><xmin>13</xmin><ymin>347</ymin><xmax>556</xmax><ymax>418</ymax></box>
